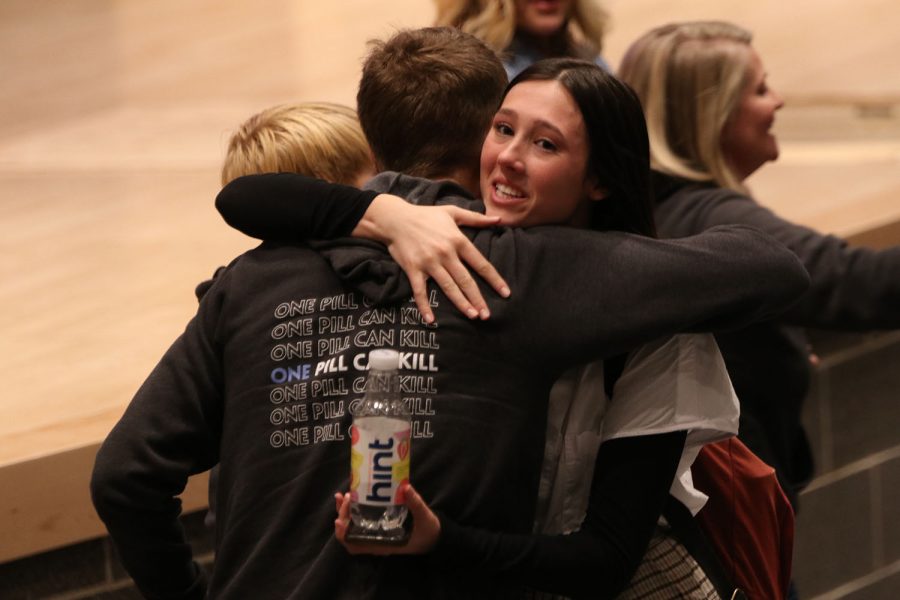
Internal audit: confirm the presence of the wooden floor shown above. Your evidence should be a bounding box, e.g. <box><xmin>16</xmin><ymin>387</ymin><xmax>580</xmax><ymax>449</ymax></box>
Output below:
<box><xmin>2</xmin><ymin>0</ymin><xmax>899</xmax><ymax>562</ymax></box>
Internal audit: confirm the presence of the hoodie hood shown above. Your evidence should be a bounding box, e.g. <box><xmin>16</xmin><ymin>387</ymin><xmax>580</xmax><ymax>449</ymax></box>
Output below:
<box><xmin>309</xmin><ymin>237</ymin><xmax>410</xmax><ymax>306</ymax></box>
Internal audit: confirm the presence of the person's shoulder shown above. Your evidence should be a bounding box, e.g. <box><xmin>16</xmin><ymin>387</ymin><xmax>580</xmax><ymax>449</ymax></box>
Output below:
<box><xmin>235</xmin><ymin>240</ymin><xmax>316</xmax><ymax>262</ymax></box>
<box><xmin>474</xmin><ymin>225</ymin><xmax>650</xmax><ymax>256</ymax></box>
<box><xmin>655</xmin><ymin>174</ymin><xmax>758</xmax><ymax>234</ymax></box>
<box><xmin>503</xmin><ymin>36</ymin><xmax>539</xmax><ymax>79</ymax></box>
<box><xmin>365</xmin><ymin>171</ymin><xmax>479</xmax><ymax>210</ymax></box>
<box><xmin>662</xmin><ymin>176</ymin><xmax>751</xmax><ymax>207</ymax></box>
<box><xmin>210</xmin><ymin>242</ymin><xmax>326</xmax><ymax>286</ymax></box>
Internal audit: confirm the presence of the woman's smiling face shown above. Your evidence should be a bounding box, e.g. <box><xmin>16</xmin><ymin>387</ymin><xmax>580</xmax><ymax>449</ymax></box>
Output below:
<box><xmin>720</xmin><ymin>48</ymin><xmax>784</xmax><ymax>181</ymax></box>
<box><xmin>480</xmin><ymin>79</ymin><xmax>603</xmax><ymax>228</ymax></box>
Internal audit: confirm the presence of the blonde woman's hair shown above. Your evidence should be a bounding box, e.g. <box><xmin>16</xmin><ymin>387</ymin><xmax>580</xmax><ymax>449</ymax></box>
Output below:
<box><xmin>619</xmin><ymin>21</ymin><xmax>753</xmax><ymax>192</ymax></box>
<box><xmin>433</xmin><ymin>0</ymin><xmax>609</xmax><ymax>58</ymax></box>
<box><xmin>221</xmin><ymin>102</ymin><xmax>373</xmax><ymax>186</ymax></box>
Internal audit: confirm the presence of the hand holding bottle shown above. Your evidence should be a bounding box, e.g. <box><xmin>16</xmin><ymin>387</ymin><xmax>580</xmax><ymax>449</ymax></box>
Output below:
<box><xmin>335</xmin><ymin>483</ymin><xmax>441</xmax><ymax>556</ymax></box>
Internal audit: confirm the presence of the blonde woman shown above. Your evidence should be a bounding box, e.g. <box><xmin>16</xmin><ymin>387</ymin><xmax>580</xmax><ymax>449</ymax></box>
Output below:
<box><xmin>620</xmin><ymin>21</ymin><xmax>900</xmax><ymax>597</ymax></box>
<box><xmin>434</xmin><ymin>0</ymin><xmax>610</xmax><ymax>78</ymax></box>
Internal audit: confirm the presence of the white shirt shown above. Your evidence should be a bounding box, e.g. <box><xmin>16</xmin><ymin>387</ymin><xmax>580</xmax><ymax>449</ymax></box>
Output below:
<box><xmin>534</xmin><ymin>334</ymin><xmax>739</xmax><ymax>534</ymax></box>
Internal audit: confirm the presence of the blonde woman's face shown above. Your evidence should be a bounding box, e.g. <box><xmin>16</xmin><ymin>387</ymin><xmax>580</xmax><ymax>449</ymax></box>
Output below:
<box><xmin>720</xmin><ymin>48</ymin><xmax>784</xmax><ymax>181</ymax></box>
<box><xmin>514</xmin><ymin>0</ymin><xmax>572</xmax><ymax>37</ymax></box>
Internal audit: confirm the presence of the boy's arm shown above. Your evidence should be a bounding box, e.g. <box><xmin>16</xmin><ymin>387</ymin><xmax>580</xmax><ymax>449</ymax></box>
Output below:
<box><xmin>90</xmin><ymin>292</ymin><xmax>224</xmax><ymax>599</ymax></box>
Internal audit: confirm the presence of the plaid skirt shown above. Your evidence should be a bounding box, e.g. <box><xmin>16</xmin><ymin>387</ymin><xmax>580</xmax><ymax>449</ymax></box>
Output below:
<box><xmin>524</xmin><ymin>529</ymin><xmax>720</xmax><ymax>600</ymax></box>
<box><xmin>618</xmin><ymin>531</ymin><xmax>720</xmax><ymax>599</ymax></box>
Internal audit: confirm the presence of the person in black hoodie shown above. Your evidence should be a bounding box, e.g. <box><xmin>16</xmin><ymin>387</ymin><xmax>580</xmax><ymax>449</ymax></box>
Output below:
<box><xmin>91</xmin><ymin>27</ymin><xmax>807</xmax><ymax>600</ymax></box>
<box><xmin>617</xmin><ymin>20</ymin><xmax>900</xmax><ymax>510</ymax></box>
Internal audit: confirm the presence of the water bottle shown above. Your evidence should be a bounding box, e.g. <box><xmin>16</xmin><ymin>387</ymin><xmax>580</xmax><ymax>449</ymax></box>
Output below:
<box><xmin>347</xmin><ymin>348</ymin><xmax>412</xmax><ymax>544</ymax></box>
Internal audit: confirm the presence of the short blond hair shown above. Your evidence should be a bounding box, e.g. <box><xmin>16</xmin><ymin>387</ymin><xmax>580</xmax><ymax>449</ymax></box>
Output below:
<box><xmin>619</xmin><ymin>21</ymin><xmax>753</xmax><ymax>192</ymax></box>
<box><xmin>433</xmin><ymin>0</ymin><xmax>609</xmax><ymax>58</ymax></box>
<box><xmin>221</xmin><ymin>102</ymin><xmax>373</xmax><ymax>186</ymax></box>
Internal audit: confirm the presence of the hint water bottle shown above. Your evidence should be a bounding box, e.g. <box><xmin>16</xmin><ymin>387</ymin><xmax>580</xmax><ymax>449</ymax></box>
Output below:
<box><xmin>347</xmin><ymin>348</ymin><xmax>412</xmax><ymax>544</ymax></box>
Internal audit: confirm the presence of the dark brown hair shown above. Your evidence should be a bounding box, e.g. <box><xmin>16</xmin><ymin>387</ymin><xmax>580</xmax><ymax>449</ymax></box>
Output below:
<box><xmin>509</xmin><ymin>59</ymin><xmax>656</xmax><ymax>237</ymax></box>
<box><xmin>357</xmin><ymin>27</ymin><xmax>507</xmax><ymax>179</ymax></box>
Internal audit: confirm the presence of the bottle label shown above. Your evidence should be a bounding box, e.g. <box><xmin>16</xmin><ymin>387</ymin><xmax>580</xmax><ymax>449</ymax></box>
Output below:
<box><xmin>350</xmin><ymin>416</ymin><xmax>411</xmax><ymax>505</ymax></box>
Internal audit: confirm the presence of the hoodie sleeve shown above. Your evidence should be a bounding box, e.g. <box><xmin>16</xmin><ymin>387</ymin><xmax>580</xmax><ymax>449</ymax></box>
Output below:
<box><xmin>434</xmin><ymin>431</ymin><xmax>686</xmax><ymax>599</ymax></box>
<box><xmin>664</xmin><ymin>187</ymin><xmax>900</xmax><ymax>330</ymax></box>
<box><xmin>216</xmin><ymin>173</ymin><xmax>377</xmax><ymax>241</ymax></box>
<box><xmin>90</xmin><ymin>279</ymin><xmax>227</xmax><ymax>599</ymax></box>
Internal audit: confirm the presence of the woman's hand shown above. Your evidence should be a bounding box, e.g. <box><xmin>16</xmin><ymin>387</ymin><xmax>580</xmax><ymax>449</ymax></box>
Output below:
<box><xmin>352</xmin><ymin>194</ymin><xmax>511</xmax><ymax>324</ymax></box>
<box><xmin>334</xmin><ymin>484</ymin><xmax>441</xmax><ymax>556</ymax></box>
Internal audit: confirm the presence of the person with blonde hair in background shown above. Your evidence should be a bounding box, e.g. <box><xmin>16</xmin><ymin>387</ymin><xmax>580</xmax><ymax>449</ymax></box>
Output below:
<box><xmin>619</xmin><ymin>22</ymin><xmax>763</xmax><ymax>194</ymax></box>
<box><xmin>620</xmin><ymin>20</ymin><xmax>900</xmax><ymax>599</ymax></box>
<box><xmin>434</xmin><ymin>0</ymin><xmax>610</xmax><ymax>78</ymax></box>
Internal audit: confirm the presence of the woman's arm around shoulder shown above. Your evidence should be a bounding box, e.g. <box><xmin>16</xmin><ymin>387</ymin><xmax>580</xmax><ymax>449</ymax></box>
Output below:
<box><xmin>216</xmin><ymin>173</ymin><xmax>509</xmax><ymax>323</ymax></box>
